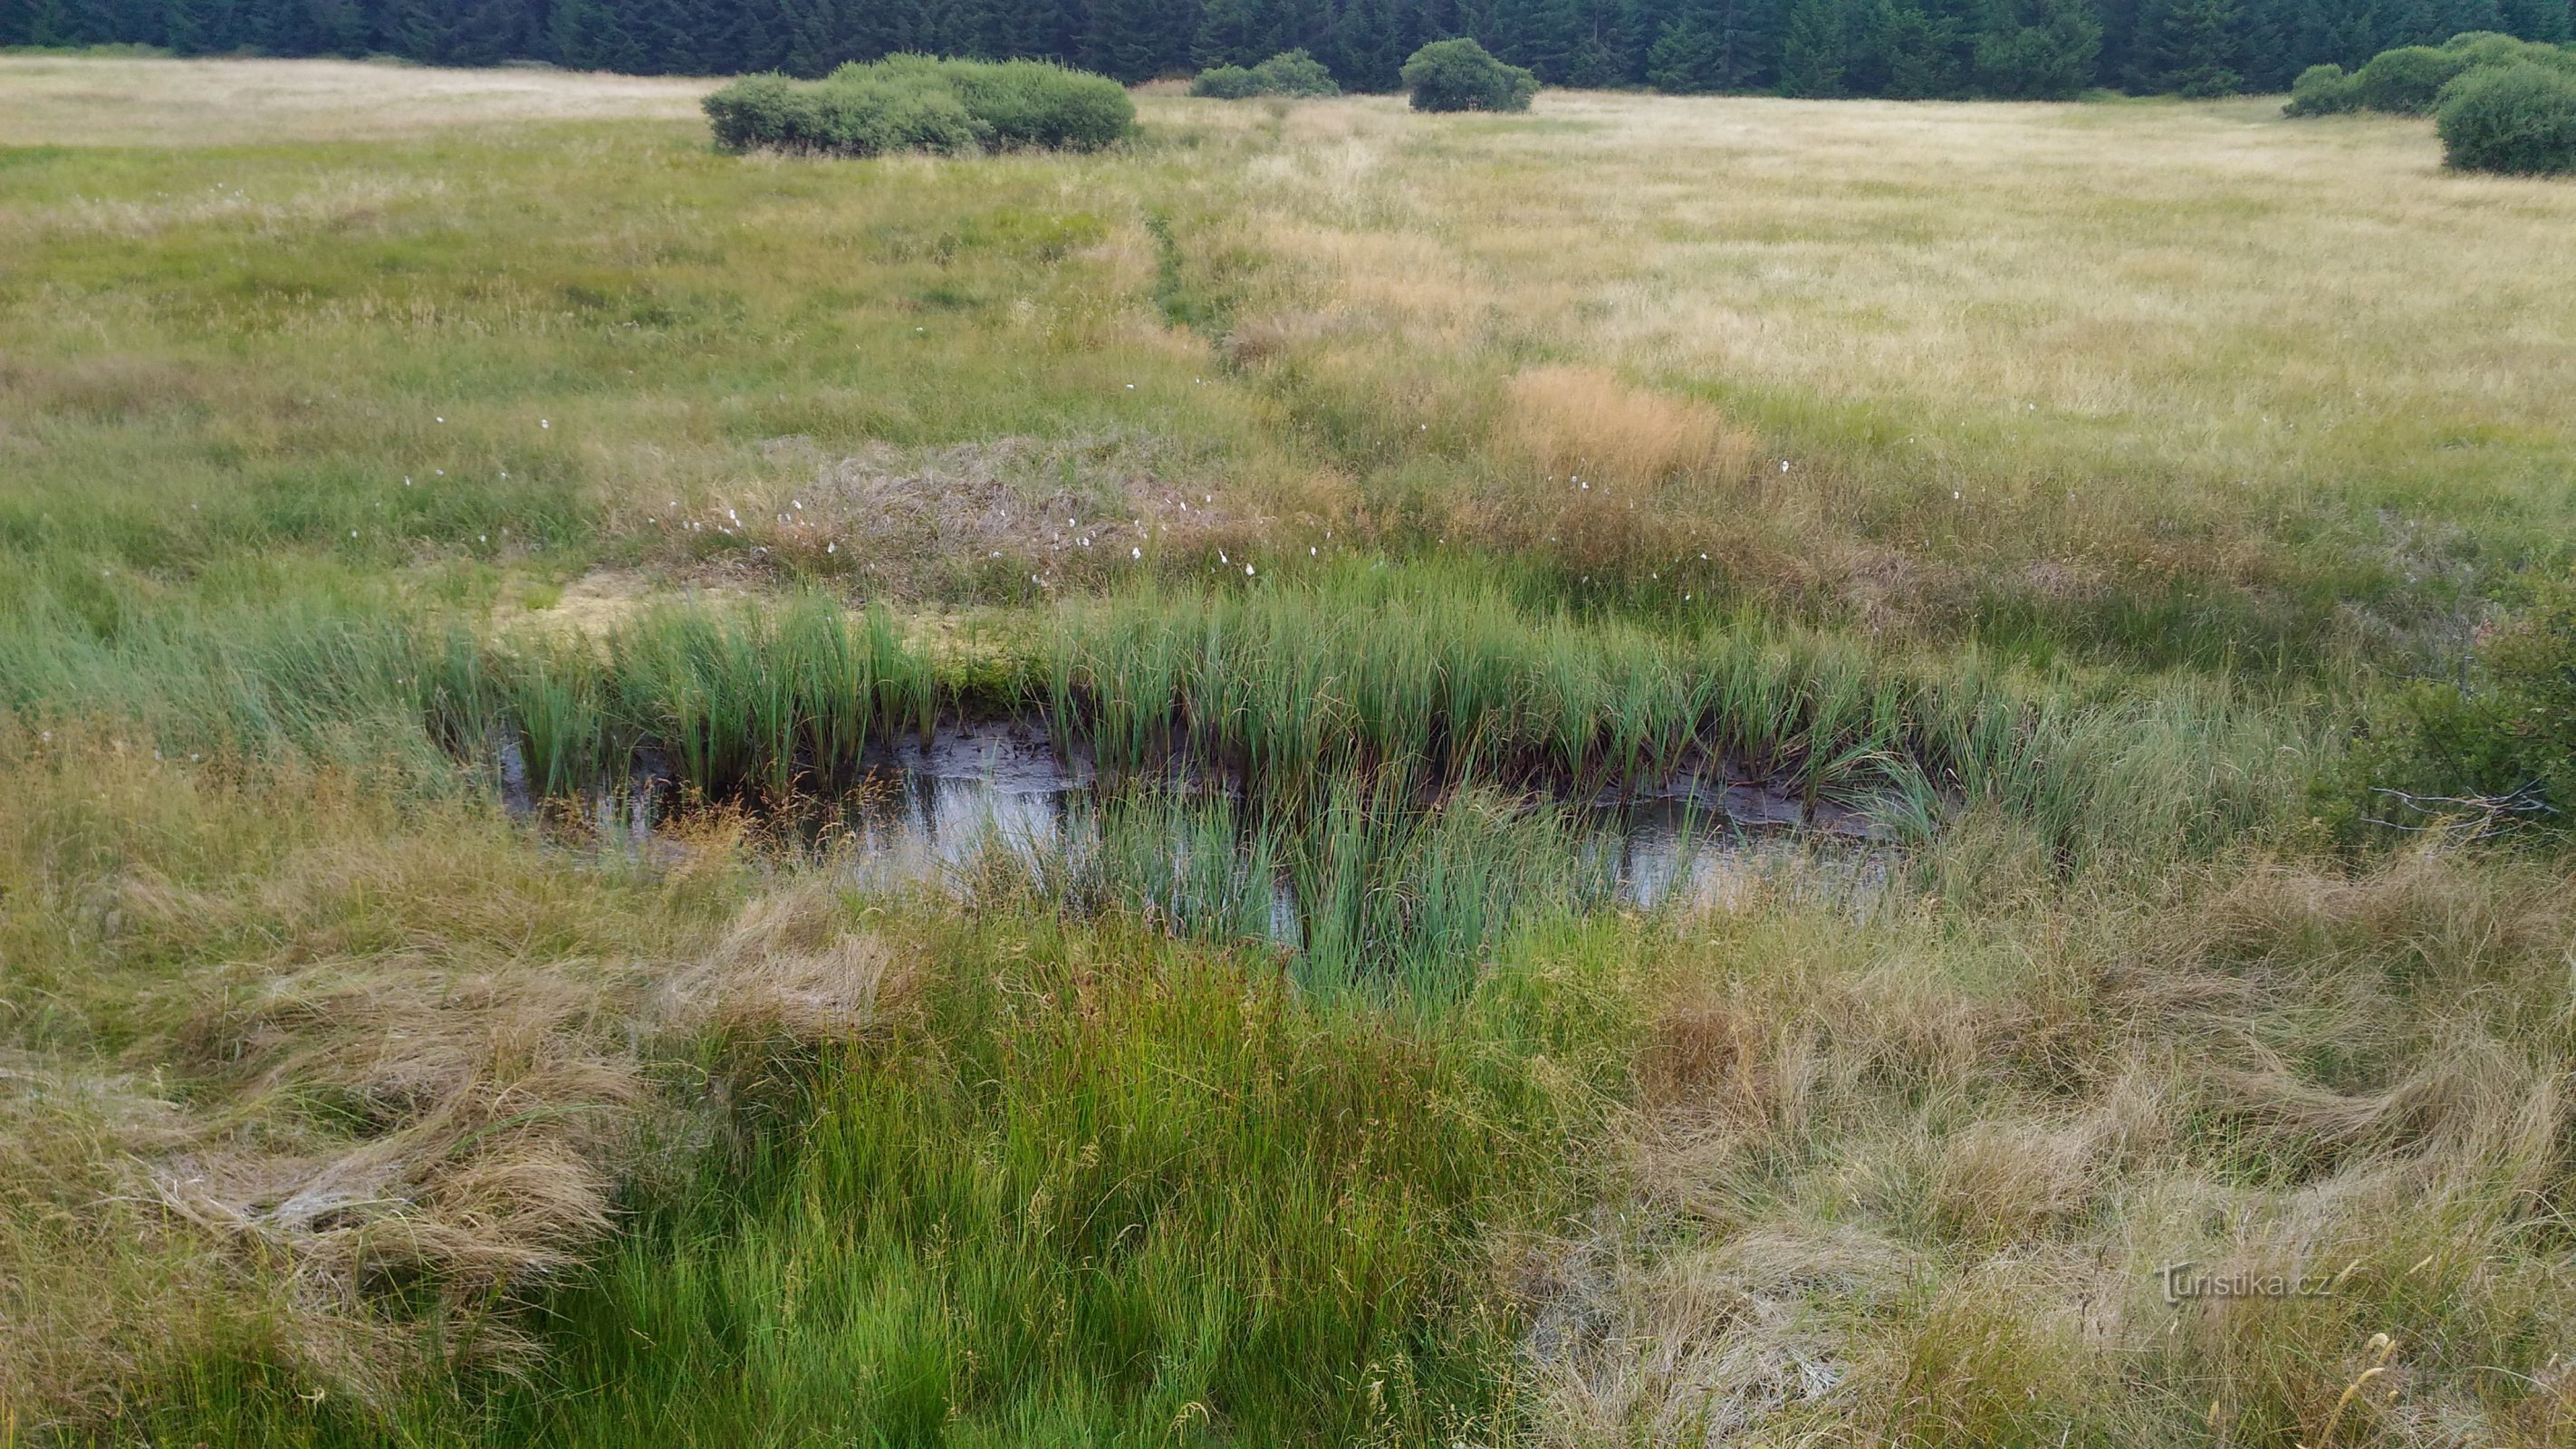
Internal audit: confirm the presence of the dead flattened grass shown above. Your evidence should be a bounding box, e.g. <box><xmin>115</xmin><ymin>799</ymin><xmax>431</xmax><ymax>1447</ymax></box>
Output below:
<box><xmin>0</xmin><ymin>56</ymin><xmax>714</xmax><ymax>147</ymax></box>
<box><xmin>668</xmin><ymin>882</ymin><xmax>920</xmax><ymax>1046</ymax></box>
<box><xmin>0</xmin><ymin>731</ymin><xmax>923</xmax><ymax>1428</ymax></box>
<box><xmin>1532</xmin><ymin>844</ymin><xmax>2576</xmax><ymax>1445</ymax></box>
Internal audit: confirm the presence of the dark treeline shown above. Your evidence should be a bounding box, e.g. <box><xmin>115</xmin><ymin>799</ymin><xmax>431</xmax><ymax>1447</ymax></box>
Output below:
<box><xmin>5</xmin><ymin>0</ymin><xmax>2571</xmax><ymax>98</ymax></box>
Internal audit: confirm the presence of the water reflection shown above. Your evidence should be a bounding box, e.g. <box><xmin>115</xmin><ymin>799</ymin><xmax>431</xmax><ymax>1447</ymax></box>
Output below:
<box><xmin>505</xmin><ymin>720</ymin><xmax>1891</xmax><ymax>919</ymax></box>
<box><xmin>823</xmin><ymin>724</ymin><xmax>1888</xmax><ymax>918</ymax></box>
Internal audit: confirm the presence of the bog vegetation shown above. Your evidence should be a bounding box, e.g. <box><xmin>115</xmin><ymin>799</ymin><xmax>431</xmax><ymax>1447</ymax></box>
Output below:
<box><xmin>3</xmin><ymin>53</ymin><xmax>2575</xmax><ymax>1449</ymax></box>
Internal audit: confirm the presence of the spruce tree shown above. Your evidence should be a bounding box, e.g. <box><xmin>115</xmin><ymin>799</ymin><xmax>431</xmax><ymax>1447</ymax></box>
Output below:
<box><xmin>2141</xmin><ymin>0</ymin><xmax>2241</xmax><ymax>94</ymax></box>
<box><xmin>1647</xmin><ymin>5</ymin><xmax>1729</xmax><ymax>85</ymax></box>
<box><xmin>1776</xmin><ymin>0</ymin><xmax>1849</xmax><ymax>92</ymax></box>
<box><xmin>1975</xmin><ymin>0</ymin><xmax>2102</xmax><ymax>95</ymax></box>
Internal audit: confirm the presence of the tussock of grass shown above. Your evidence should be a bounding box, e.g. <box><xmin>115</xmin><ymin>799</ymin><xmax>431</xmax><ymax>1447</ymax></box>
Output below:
<box><xmin>1527</xmin><ymin>840</ymin><xmax>2576</xmax><ymax>1446</ymax></box>
<box><xmin>0</xmin><ymin>728</ymin><xmax>736</xmax><ymax>1418</ymax></box>
<box><xmin>470</xmin><ymin>910</ymin><xmax>1629</xmax><ymax>1447</ymax></box>
<box><xmin>1501</xmin><ymin>364</ymin><xmax>1754</xmax><ymax>491</ymax></box>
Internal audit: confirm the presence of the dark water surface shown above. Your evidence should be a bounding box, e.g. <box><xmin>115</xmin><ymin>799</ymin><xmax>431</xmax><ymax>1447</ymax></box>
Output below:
<box><xmin>503</xmin><ymin>719</ymin><xmax>1893</xmax><ymax>926</ymax></box>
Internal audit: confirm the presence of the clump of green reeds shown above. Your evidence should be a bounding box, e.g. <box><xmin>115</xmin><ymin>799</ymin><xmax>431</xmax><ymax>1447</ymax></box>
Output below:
<box><xmin>956</xmin><ymin>774</ymin><xmax>1618</xmax><ymax>993</ymax></box>
<box><xmin>1049</xmin><ymin>565</ymin><xmax>2306</xmax><ymax>869</ymax></box>
<box><xmin>1286</xmin><ymin>777</ymin><xmax>1617</xmax><ymax>996</ymax></box>
<box><xmin>470</xmin><ymin>596</ymin><xmax>945</xmax><ymax>801</ymax></box>
<box><xmin>1050</xmin><ymin>566</ymin><xmax>1952</xmax><ymax>801</ymax></box>
<box><xmin>601</xmin><ymin>596</ymin><xmax>937</xmax><ymax>800</ymax></box>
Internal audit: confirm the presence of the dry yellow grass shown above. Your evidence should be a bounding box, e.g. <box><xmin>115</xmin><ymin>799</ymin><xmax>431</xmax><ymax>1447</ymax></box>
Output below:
<box><xmin>0</xmin><ymin>729</ymin><xmax>908</xmax><ymax>1416</ymax></box>
<box><xmin>1524</xmin><ymin>840</ymin><xmax>2576</xmax><ymax>1446</ymax></box>
<box><xmin>0</xmin><ymin>54</ymin><xmax>712</xmax><ymax>145</ymax></box>
<box><xmin>1502</xmin><ymin>364</ymin><xmax>1753</xmax><ymax>487</ymax></box>
<box><xmin>1172</xmin><ymin>90</ymin><xmax>2576</xmax><ymax>639</ymax></box>
<box><xmin>1215</xmin><ymin>91</ymin><xmax>2576</xmax><ymax>471</ymax></box>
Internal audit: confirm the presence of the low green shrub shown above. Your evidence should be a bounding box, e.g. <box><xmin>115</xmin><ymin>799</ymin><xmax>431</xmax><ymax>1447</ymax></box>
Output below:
<box><xmin>1190</xmin><ymin>48</ymin><xmax>1341</xmax><ymax>99</ymax></box>
<box><xmin>2350</xmin><ymin>44</ymin><xmax>2475</xmax><ymax>113</ymax></box>
<box><xmin>2286</xmin><ymin>33</ymin><xmax>2576</xmax><ymax>119</ymax></box>
<box><xmin>703</xmin><ymin>55</ymin><xmax>1132</xmax><ymax>158</ymax></box>
<box><xmin>916</xmin><ymin>56</ymin><xmax>1139</xmax><ymax>147</ymax></box>
<box><xmin>2437</xmin><ymin>60</ymin><xmax>2576</xmax><ymax>174</ymax></box>
<box><xmin>2283</xmin><ymin>62</ymin><xmax>2355</xmax><ymax>116</ymax></box>
<box><xmin>1400</xmin><ymin>37</ymin><xmax>1540</xmax><ymax>112</ymax></box>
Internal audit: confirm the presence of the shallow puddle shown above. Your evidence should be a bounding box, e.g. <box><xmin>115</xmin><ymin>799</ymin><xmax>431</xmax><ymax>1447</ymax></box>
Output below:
<box><xmin>503</xmin><ymin>719</ymin><xmax>1892</xmax><ymax>927</ymax></box>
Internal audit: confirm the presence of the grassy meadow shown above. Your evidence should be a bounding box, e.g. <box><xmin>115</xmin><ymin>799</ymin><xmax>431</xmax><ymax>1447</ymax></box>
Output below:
<box><xmin>3</xmin><ymin>54</ymin><xmax>2573</xmax><ymax>1447</ymax></box>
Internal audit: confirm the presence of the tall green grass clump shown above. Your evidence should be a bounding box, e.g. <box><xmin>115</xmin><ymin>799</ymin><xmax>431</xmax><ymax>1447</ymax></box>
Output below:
<box><xmin>704</xmin><ymin>56</ymin><xmax>1132</xmax><ymax>158</ymax></box>
<box><xmin>1053</xmin><ymin>568</ymin><xmax>1986</xmax><ymax>804</ymax></box>
<box><xmin>1049</xmin><ymin>568</ymin><xmax>2307</xmax><ymax>871</ymax></box>
<box><xmin>2437</xmin><ymin>60</ymin><xmax>2576</xmax><ymax>174</ymax></box>
<box><xmin>1283</xmin><ymin>781</ymin><xmax>1615</xmax><ymax>995</ymax></box>
<box><xmin>451</xmin><ymin>912</ymin><xmax>1632</xmax><ymax>1448</ymax></box>
<box><xmin>1189</xmin><ymin>49</ymin><xmax>1341</xmax><ymax>98</ymax></box>
<box><xmin>603</xmin><ymin>597</ymin><xmax>937</xmax><ymax>799</ymax></box>
<box><xmin>2337</xmin><ymin>564</ymin><xmax>2575</xmax><ymax>836</ymax></box>
<box><xmin>965</xmin><ymin>785</ymin><xmax>1289</xmax><ymax>946</ymax></box>
<box><xmin>1401</xmin><ymin>38</ymin><xmax>1540</xmax><ymax>112</ymax></box>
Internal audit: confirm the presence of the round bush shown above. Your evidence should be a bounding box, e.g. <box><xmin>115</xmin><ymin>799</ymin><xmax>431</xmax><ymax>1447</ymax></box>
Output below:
<box><xmin>1248</xmin><ymin>49</ymin><xmax>1340</xmax><ymax>98</ymax></box>
<box><xmin>2283</xmin><ymin>62</ymin><xmax>2353</xmax><ymax>116</ymax></box>
<box><xmin>1400</xmin><ymin>38</ymin><xmax>1540</xmax><ymax>112</ymax></box>
<box><xmin>1190</xmin><ymin>63</ymin><xmax>1262</xmax><ymax>100</ymax></box>
<box><xmin>706</xmin><ymin>57</ymin><xmax>1132</xmax><ymax>158</ymax></box>
<box><xmin>938</xmin><ymin>59</ymin><xmax>1135</xmax><ymax>148</ymax></box>
<box><xmin>815</xmin><ymin>75</ymin><xmax>985</xmax><ymax>155</ymax></box>
<box><xmin>705</xmin><ymin>74</ymin><xmax>814</xmax><ymax>151</ymax></box>
<box><xmin>2437</xmin><ymin>61</ymin><xmax>2576</xmax><ymax>175</ymax></box>
<box><xmin>2350</xmin><ymin>45</ymin><xmax>2473</xmax><ymax>114</ymax></box>
<box><xmin>1190</xmin><ymin>50</ymin><xmax>1341</xmax><ymax>100</ymax></box>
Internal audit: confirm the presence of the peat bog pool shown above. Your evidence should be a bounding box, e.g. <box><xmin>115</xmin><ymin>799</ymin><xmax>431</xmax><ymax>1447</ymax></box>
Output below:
<box><xmin>498</xmin><ymin>717</ymin><xmax>1897</xmax><ymax>942</ymax></box>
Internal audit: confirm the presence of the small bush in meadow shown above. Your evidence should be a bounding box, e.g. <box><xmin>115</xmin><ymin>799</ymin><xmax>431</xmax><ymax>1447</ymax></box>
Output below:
<box><xmin>703</xmin><ymin>56</ymin><xmax>1132</xmax><ymax>158</ymax></box>
<box><xmin>2437</xmin><ymin>61</ymin><xmax>2576</xmax><ymax>174</ymax></box>
<box><xmin>1401</xmin><ymin>37</ymin><xmax>1540</xmax><ymax>112</ymax></box>
<box><xmin>2348</xmin><ymin>44</ymin><xmax>2475</xmax><ymax>113</ymax></box>
<box><xmin>1190</xmin><ymin>49</ymin><xmax>1341</xmax><ymax>99</ymax></box>
<box><xmin>2283</xmin><ymin>62</ymin><xmax>2355</xmax><ymax>115</ymax></box>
